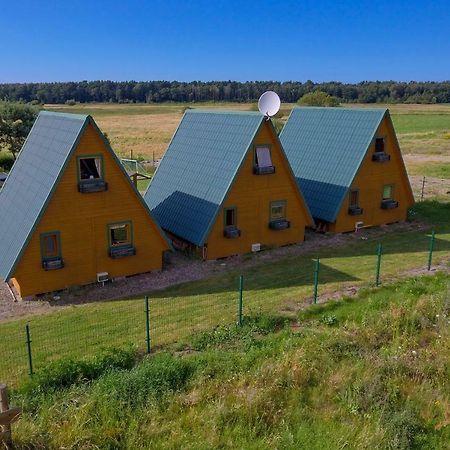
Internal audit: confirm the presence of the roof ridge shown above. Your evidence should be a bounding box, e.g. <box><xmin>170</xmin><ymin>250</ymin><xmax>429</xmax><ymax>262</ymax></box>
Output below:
<box><xmin>185</xmin><ymin>109</ymin><xmax>262</xmax><ymax>116</ymax></box>
<box><xmin>40</xmin><ymin>110</ymin><xmax>89</xmax><ymax>120</ymax></box>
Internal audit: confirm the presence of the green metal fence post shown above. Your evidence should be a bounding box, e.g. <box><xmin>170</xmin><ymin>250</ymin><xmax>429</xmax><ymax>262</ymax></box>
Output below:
<box><xmin>25</xmin><ymin>323</ymin><xmax>33</xmax><ymax>377</ymax></box>
<box><xmin>428</xmin><ymin>230</ymin><xmax>435</xmax><ymax>271</ymax></box>
<box><xmin>145</xmin><ymin>296</ymin><xmax>151</xmax><ymax>353</ymax></box>
<box><xmin>313</xmin><ymin>257</ymin><xmax>320</xmax><ymax>304</ymax></box>
<box><xmin>375</xmin><ymin>243</ymin><xmax>383</xmax><ymax>287</ymax></box>
<box><xmin>237</xmin><ymin>275</ymin><xmax>244</xmax><ymax>326</ymax></box>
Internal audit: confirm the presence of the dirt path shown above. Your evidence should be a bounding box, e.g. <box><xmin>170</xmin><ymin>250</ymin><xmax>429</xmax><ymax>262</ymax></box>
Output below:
<box><xmin>0</xmin><ymin>220</ymin><xmax>438</xmax><ymax>323</ymax></box>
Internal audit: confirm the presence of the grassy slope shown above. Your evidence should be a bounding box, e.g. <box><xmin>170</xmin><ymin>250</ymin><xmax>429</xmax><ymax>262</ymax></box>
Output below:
<box><xmin>12</xmin><ymin>272</ymin><xmax>450</xmax><ymax>449</ymax></box>
<box><xmin>1</xmin><ymin>201</ymin><xmax>449</xmax><ymax>386</ymax></box>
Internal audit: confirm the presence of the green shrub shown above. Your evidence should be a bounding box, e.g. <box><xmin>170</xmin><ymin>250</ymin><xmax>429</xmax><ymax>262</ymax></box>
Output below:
<box><xmin>0</xmin><ymin>151</ymin><xmax>14</xmax><ymax>171</ymax></box>
<box><xmin>19</xmin><ymin>346</ymin><xmax>137</xmax><ymax>397</ymax></box>
<box><xmin>298</xmin><ymin>90</ymin><xmax>340</xmax><ymax>107</ymax></box>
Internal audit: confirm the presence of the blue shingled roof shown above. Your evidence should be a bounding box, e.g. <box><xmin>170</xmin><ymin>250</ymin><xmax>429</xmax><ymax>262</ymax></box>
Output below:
<box><xmin>144</xmin><ymin>110</ymin><xmax>265</xmax><ymax>246</ymax></box>
<box><xmin>280</xmin><ymin>107</ymin><xmax>387</xmax><ymax>223</ymax></box>
<box><xmin>0</xmin><ymin>110</ymin><xmax>168</xmax><ymax>281</ymax></box>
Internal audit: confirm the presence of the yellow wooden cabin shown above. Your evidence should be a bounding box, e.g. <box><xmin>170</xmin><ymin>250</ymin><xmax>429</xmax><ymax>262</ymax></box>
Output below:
<box><xmin>280</xmin><ymin>107</ymin><xmax>415</xmax><ymax>233</ymax></box>
<box><xmin>144</xmin><ymin>110</ymin><xmax>313</xmax><ymax>260</ymax></box>
<box><xmin>0</xmin><ymin>111</ymin><xmax>169</xmax><ymax>297</ymax></box>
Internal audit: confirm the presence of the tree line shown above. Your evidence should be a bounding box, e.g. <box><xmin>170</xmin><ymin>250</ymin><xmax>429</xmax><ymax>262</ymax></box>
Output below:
<box><xmin>1</xmin><ymin>80</ymin><xmax>450</xmax><ymax>104</ymax></box>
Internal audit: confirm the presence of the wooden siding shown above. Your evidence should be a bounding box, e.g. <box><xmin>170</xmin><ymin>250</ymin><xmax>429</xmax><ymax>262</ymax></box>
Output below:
<box><xmin>206</xmin><ymin>121</ymin><xmax>312</xmax><ymax>259</ymax></box>
<box><xmin>330</xmin><ymin>115</ymin><xmax>415</xmax><ymax>233</ymax></box>
<box><xmin>12</xmin><ymin>123</ymin><xmax>168</xmax><ymax>297</ymax></box>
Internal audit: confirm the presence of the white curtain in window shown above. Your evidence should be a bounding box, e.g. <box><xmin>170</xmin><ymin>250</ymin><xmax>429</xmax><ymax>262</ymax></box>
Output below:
<box><xmin>94</xmin><ymin>158</ymin><xmax>102</xmax><ymax>178</ymax></box>
<box><xmin>256</xmin><ymin>147</ymin><xmax>272</xmax><ymax>168</ymax></box>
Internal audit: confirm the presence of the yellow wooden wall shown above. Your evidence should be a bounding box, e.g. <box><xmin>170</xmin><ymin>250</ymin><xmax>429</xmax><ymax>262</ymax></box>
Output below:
<box><xmin>206</xmin><ymin>121</ymin><xmax>312</xmax><ymax>260</ymax></box>
<box><xmin>12</xmin><ymin>123</ymin><xmax>168</xmax><ymax>297</ymax></box>
<box><xmin>330</xmin><ymin>114</ymin><xmax>415</xmax><ymax>233</ymax></box>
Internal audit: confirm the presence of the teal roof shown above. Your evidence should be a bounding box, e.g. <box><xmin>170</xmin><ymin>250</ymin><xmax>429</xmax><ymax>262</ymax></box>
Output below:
<box><xmin>280</xmin><ymin>107</ymin><xmax>387</xmax><ymax>223</ymax></box>
<box><xmin>0</xmin><ymin>110</ymin><xmax>168</xmax><ymax>281</ymax></box>
<box><xmin>144</xmin><ymin>110</ymin><xmax>265</xmax><ymax>246</ymax></box>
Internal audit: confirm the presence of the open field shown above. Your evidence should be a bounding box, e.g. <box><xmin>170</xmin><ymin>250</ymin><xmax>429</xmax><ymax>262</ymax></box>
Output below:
<box><xmin>44</xmin><ymin>102</ymin><xmax>450</xmax><ymax>200</ymax></box>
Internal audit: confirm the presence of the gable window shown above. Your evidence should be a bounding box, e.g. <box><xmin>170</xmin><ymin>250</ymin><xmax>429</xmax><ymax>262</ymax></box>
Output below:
<box><xmin>77</xmin><ymin>155</ymin><xmax>108</xmax><ymax>193</ymax></box>
<box><xmin>108</xmin><ymin>221</ymin><xmax>136</xmax><ymax>258</ymax></box>
<box><xmin>223</xmin><ymin>207</ymin><xmax>240</xmax><ymax>238</ymax></box>
<box><xmin>375</xmin><ymin>138</ymin><xmax>385</xmax><ymax>153</ymax></box>
<box><xmin>254</xmin><ymin>145</ymin><xmax>275</xmax><ymax>175</ymax></box>
<box><xmin>372</xmin><ymin>137</ymin><xmax>390</xmax><ymax>162</ymax></box>
<box><xmin>381</xmin><ymin>184</ymin><xmax>399</xmax><ymax>209</ymax></box>
<box><xmin>269</xmin><ymin>200</ymin><xmax>290</xmax><ymax>230</ymax></box>
<box><xmin>348</xmin><ymin>189</ymin><xmax>363</xmax><ymax>215</ymax></box>
<box><xmin>40</xmin><ymin>232</ymin><xmax>64</xmax><ymax>270</ymax></box>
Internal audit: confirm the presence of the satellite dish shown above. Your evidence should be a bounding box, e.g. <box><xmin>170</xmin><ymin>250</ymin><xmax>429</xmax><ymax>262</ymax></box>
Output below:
<box><xmin>258</xmin><ymin>91</ymin><xmax>281</xmax><ymax>119</ymax></box>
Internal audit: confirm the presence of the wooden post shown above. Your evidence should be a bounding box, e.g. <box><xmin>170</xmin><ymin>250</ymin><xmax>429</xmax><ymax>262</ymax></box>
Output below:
<box><xmin>421</xmin><ymin>176</ymin><xmax>426</xmax><ymax>201</ymax></box>
<box><xmin>0</xmin><ymin>384</ymin><xmax>22</xmax><ymax>449</ymax></box>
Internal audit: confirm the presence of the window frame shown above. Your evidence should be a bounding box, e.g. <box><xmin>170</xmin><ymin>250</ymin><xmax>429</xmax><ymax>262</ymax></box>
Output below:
<box><xmin>40</xmin><ymin>231</ymin><xmax>62</xmax><ymax>261</ymax></box>
<box><xmin>77</xmin><ymin>154</ymin><xmax>105</xmax><ymax>182</ymax></box>
<box><xmin>269</xmin><ymin>200</ymin><xmax>287</xmax><ymax>221</ymax></box>
<box><xmin>382</xmin><ymin>184</ymin><xmax>394</xmax><ymax>201</ymax></box>
<box><xmin>223</xmin><ymin>206</ymin><xmax>238</xmax><ymax>229</ymax></box>
<box><xmin>107</xmin><ymin>221</ymin><xmax>133</xmax><ymax>249</ymax></box>
<box><xmin>254</xmin><ymin>144</ymin><xmax>273</xmax><ymax>169</ymax></box>
<box><xmin>349</xmin><ymin>189</ymin><xmax>360</xmax><ymax>208</ymax></box>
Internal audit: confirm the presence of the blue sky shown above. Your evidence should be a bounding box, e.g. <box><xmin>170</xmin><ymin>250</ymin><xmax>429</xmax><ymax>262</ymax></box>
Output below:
<box><xmin>1</xmin><ymin>0</ymin><xmax>449</xmax><ymax>83</ymax></box>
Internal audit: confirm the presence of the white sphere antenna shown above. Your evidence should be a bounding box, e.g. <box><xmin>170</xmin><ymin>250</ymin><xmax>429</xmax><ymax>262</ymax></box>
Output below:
<box><xmin>258</xmin><ymin>91</ymin><xmax>281</xmax><ymax>119</ymax></box>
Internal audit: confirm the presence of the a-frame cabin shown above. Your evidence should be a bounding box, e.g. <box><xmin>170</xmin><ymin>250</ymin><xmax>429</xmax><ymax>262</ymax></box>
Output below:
<box><xmin>0</xmin><ymin>111</ymin><xmax>169</xmax><ymax>298</ymax></box>
<box><xmin>280</xmin><ymin>107</ymin><xmax>415</xmax><ymax>233</ymax></box>
<box><xmin>144</xmin><ymin>110</ymin><xmax>313</xmax><ymax>260</ymax></box>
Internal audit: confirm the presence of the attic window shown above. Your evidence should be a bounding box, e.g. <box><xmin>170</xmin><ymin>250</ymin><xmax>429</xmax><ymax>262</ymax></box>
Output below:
<box><xmin>225</xmin><ymin>208</ymin><xmax>236</xmax><ymax>227</ymax></box>
<box><xmin>375</xmin><ymin>138</ymin><xmax>385</xmax><ymax>153</ymax></box>
<box><xmin>40</xmin><ymin>232</ymin><xmax>64</xmax><ymax>270</ymax></box>
<box><xmin>372</xmin><ymin>137</ymin><xmax>391</xmax><ymax>162</ymax></box>
<box><xmin>108</xmin><ymin>221</ymin><xmax>136</xmax><ymax>258</ymax></box>
<box><xmin>78</xmin><ymin>155</ymin><xmax>108</xmax><ymax>193</ymax></box>
<box><xmin>254</xmin><ymin>146</ymin><xmax>275</xmax><ymax>175</ymax></box>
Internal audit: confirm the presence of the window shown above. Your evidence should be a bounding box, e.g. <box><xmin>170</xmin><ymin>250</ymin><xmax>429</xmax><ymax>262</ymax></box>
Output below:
<box><xmin>109</xmin><ymin>222</ymin><xmax>132</xmax><ymax>247</ymax></box>
<box><xmin>375</xmin><ymin>138</ymin><xmax>385</xmax><ymax>153</ymax></box>
<box><xmin>108</xmin><ymin>221</ymin><xmax>135</xmax><ymax>258</ymax></box>
<box><xmin>78</xmin><ymin>156</ymin><xmax>103</xmax><ymax>180</ymax></box>
<box><xmin>40</xmin><ymin>232</ymin><xmax>61</xmax><ymax>259</ymax></box>
<box><xmin>349</xmin><ymin>190</ymin><xmax>359</xmax><ymax>207</ymax></box>
<box><xmin>40</xmin><ymin>232</ymin><xmax>64</xmax><ymax>270</ymax></box>
<box><xmin>255</xmin><ymin>146</ymin><xmax>273</xmax><ymax>168</ymax></box>
<box><xmin>254</xmin><ymin>145</ymin><xmax>275</xmax><ymax>174</ymax></box>
<box><xmin>270</xmin><ymin>201</ymin><xmax>286</xmax><ymax>221</ymax></box>
<box><xmin>223</xmin><ymin>207</ymin><xmax>240</xmax><ymax>238</ymax></box>
<box><xmin>382</xmin><ymin>184</ymin><xmax>393</xmax><ymax>200</ymax></box>
<box><xmin>224</xmin><ymin>207</ymin><xmax>237</xmax><ymax>228</ymax></box>
<box><xmin>77</xmin><ymin>155</ymin><xmax>107</xmax><ymax>193</ymax></box>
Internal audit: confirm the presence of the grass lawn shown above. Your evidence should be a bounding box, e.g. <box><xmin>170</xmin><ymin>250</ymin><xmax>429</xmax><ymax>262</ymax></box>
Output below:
<box><xmin>1</xmin><ymin>201</ymin><xmax>449</xmax><ymax>386</ymax></box>
<box><xmin>10</xmin><ymin>272</ymin><xmax>450</xmax><ymax>449</ymax></box>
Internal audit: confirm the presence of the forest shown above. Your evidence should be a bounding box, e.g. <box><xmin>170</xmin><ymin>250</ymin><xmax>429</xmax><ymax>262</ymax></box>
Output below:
<box><xmin>1</xmin><ymin>80</ymin><xmax>450</xmax><ymax>104</ymax></box>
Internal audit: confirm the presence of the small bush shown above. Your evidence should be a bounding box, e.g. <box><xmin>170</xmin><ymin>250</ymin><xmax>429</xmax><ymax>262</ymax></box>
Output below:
<box><xmin>65</xmin><ymin>99</ymin><xmax>76</xmax><ymax>106</ymax></box>
<box><xmin>0</xmin><ymin>151</ymin><xmax>15</xmax><ymax>171</ymax></box>
<box><xmin>19</xmin><ymin>346</ymin><xmax>137</xmax><ymax>396</ymax></box>
<box><xmin>298</xmin><ymin>91</ymin><xmax>340</xmax><ymax>107</ymax></box>
<box><xmin>321</xmin><ymin>314</ymin><xmax>338</xmax><ymax>326</ymax></box>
